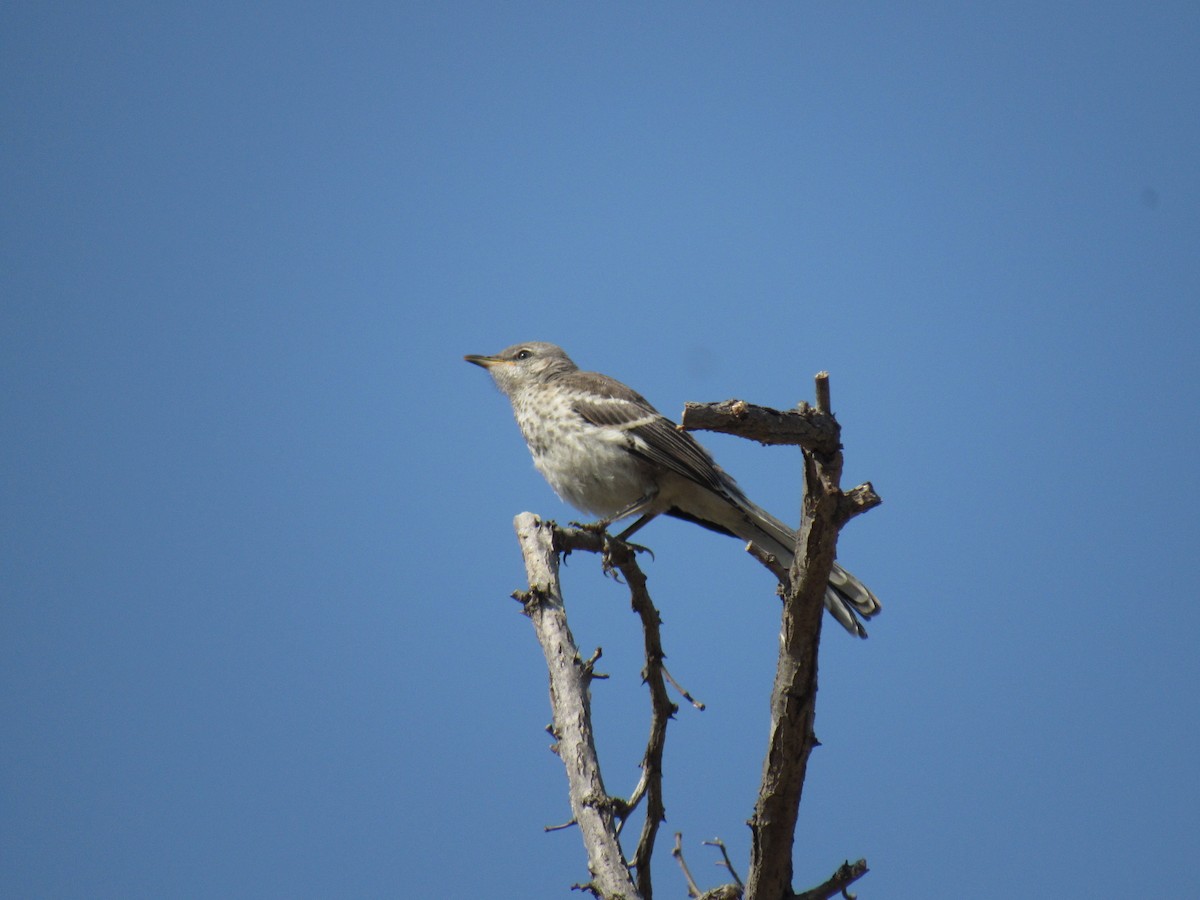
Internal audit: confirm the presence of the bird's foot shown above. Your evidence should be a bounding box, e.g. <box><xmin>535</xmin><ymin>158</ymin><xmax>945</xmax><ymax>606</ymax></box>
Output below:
<box><xmin>615</xmin><ymin>537</ymin><xmax>654</xmax><ymax>559</ymax></box>
<box><xmin>572</xmin><ymin>518</ymin><xmax>611</xmax><ymax>534</ymax></box>
<box><xmin>565</xmin><ymin>520</ymin><xmax>654</xmax><ymax>576</ymax></box>
<box><xmin>599</xmin><ymin>535</ymin><xmax>655</xmax><ymax>580</ymax></box>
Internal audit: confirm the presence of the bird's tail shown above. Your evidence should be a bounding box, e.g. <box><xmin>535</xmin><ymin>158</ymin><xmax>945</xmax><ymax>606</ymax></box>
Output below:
<box><xmin>730</xmin><ymin>499</ymin><xmax>881</xmax><ymax>638</ymax></box>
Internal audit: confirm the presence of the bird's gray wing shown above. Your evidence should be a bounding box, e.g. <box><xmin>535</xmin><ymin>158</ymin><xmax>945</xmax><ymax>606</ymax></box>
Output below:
<box><xmin>566</xmin><ymin>372</ymin><xmax>738</xmax><ymax>497</ymax></box>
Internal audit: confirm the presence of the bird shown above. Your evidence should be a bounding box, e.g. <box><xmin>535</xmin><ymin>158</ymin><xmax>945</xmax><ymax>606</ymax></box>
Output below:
<box><xmin>464</xmin><ymin>341</ymin><xmax>880</xmax><ymax>637</ymax></box>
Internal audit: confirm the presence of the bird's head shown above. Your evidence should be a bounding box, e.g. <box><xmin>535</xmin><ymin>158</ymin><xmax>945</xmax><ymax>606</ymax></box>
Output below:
<box><xmin>464</xmin><ymin>342</ymin><xmax>578</xmax><ymax>395</ymax></box>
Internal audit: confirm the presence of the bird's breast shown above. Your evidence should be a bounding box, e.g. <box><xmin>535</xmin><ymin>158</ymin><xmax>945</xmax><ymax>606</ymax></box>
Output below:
<box><xmin>511</xmin><ymin>389</ymin><xmax>653</xmax><ymax>517</ymax></box>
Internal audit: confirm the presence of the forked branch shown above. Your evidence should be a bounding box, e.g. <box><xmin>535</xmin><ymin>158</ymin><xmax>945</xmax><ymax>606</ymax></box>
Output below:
<box><xmin>682</xmin><ymin>373</ymin><xmax>878</xmax><ymax>900</ymax></box>
<box><xmin>589</xmin><ymin>534</ymin><xmax>676</xmax><ymax>899</ymax></box>
<box><xmin>513</xmin><ymin>515</ymin><xmax>640</xmax><ymax>899</ymax></box>
<box><xmin>516</xmin><ymin>518</ymin><xmax>684</xmax><ymax>900</ymax></box>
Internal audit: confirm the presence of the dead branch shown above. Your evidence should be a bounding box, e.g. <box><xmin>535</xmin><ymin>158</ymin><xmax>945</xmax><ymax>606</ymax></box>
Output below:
<box><xmin>672</xmin><ymin>833</ymin><xmax>703</xmax><ymax>898</ymax></box>
<box><xmin>662</xmin><ymin>664</ymin><xmax>705</xmax><ymax>710</ymax></box>
<box><xmin>682</xmin><ymin>375</ymin><xmax>875</xmax><ymax>900</ymax></box>
<box><xmin>514</xmin><ymin>514</ymin><xmax>640</xmax><ymax>899</ymax></box>
<box><xmin>702</xmin><ymin>838</ymin><xmax>744</xmax><ymax>889</ymax></box>
<box><xmin>680</xmin><ymin>399</ymin><xmax>840</xmax><ymax>456</ymax></box>
<box><xmin>743</xmin><ymin>439</ymin><xmax>836</xmax><ymax>899</ymax></box>
<box><xmin>605</xmin><ymin>538</ymin><xmax>675</xmax><ymax>900</ymax></box>
<box><xmin>793</xmin><ymin>859</ymin><xmax>869</xmax><ymax>900</ymax></box>
<box><xmin>834</xmin><ymin>482</ymin><xmax>883</xmax><ymax>529</ymax></box>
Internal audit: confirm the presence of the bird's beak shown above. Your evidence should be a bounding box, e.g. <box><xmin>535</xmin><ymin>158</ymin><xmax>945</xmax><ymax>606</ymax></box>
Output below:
<box><xmin>464</xmin><ymin>354</ymin><xmax>499</xmax><ymax>368</ymax></box>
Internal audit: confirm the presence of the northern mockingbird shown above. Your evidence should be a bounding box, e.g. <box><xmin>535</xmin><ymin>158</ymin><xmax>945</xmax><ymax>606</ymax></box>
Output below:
<box><xmin>465</xmin><ymin>341</ymin><xmax>880</xmax><ymax>637</ymax></box>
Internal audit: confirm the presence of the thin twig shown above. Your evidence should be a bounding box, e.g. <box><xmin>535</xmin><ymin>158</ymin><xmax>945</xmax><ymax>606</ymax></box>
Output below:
<box><xmin>702</xmin><ymin>838</ymin><xmax>744</xmax><ymax>889</ymax></box>
<box><xmin>580</xmin><ymin>646</ymin><xmax>609</xmax><ymax>682</ymax></box>
<box><xmin>616</xmin><ymin>769</ymin><xmax>649</xmax><ymax>838</ymax></box>
<box><xmin>662</xmin><ymin>663</ymin><xmax>705</xmax><ymax>710</ymax></box>
<box><xmin>746</xmin><ymin>541</ymin><xmax>790</xmax><ymax>585</ymax></box>
<box><xmin>672</xmin><ymin>833</ymin><xmax>703</xmax><ymax>898</ymax></box>
<box><xmin>813</xmin><ymin>371</ymin><xmax>831</xmax><ymax>415</ymax></box>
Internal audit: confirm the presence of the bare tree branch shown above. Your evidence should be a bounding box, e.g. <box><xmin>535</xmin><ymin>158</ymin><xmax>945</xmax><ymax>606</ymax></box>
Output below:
<box><xmin>835</xmin><ymin>483</ymin><xmax>882</xmax><ymax>529</ymax></box>
<box><xmin>514</xmin><ymin>513</ymin><xmax>640</xmax><ymax>900</ymax></box>
<box><xmin>662</xmin><ymin>664</ymin><xmax>705</xmax><ymax>710</ymax></box>
<box><xmin>702</xmin><ymin>838</ymin><xmax>744</xmax><ymax>890</ymax></box>
<box><xmin>743</xmin><ymin>441</ymin><xmax>837</xmax><ymax>899</ymax></box>
<box><xmin>746</xmin><ymin>541</ymin><xmax>791</xmax><ymax>585</ymax></box>
<box><xmin>672</xmin><ymin>833</ymin><xmax>703</xmax><ymax>898</ymax></box>
<box><xmin>745</xmin><ymin>377</ymin><xmax>845</xmax><ymax>899</ymax></box>
<box><xmin>679</xmin><ymin>399</ymin><xmax>840</xmax><ymax>456</ymax></box>
<box><xmin>516</xmin><ymin>519</ymin><xmax>688</xmax><ymax>899</ymax></box>
<box><xmin>682</xmin><ymin>375</ymin><xmax>875</xmax><ymax>900</ymax></box>
<box><xmin>605</xmin><ymin>539</ymin><xmax>674</xmax><ymax>900</ymax></box>
<box><xmin>792</xmin><ymin>859</ymin><xmax>869</xmax><ymax>900</ymax></box>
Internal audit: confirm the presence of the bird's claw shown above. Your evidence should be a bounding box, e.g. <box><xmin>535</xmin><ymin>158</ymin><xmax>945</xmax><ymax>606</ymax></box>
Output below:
<box><xmin>616</xmin><ymin>538</ymin><xmax>654</xmax><ymax>559</ymax></box>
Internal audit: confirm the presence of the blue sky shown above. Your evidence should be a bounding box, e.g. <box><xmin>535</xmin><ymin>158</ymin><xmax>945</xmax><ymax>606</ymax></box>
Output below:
<box><xmin>4</xmin><ymin>3</ymin><xmax>1199</xmax><ymax>897</ymax></box>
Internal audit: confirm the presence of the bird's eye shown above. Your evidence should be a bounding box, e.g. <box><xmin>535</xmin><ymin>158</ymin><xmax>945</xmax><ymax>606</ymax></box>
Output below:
<box><xmin>515</xmin><ymin>349</ymin><xmax>532</xmax><ymax>360</ymax></box>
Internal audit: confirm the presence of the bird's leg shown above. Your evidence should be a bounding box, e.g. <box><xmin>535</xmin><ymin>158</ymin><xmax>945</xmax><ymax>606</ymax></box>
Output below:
<box><xmin>579</xmin><ymin>488</ymin><xmax>659</xmax><ymax>534</ymax></box>
<box><xmin>615</xmin><ymin>513</ymin><xmax>654</xmax><ymax>541</ymax></box>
